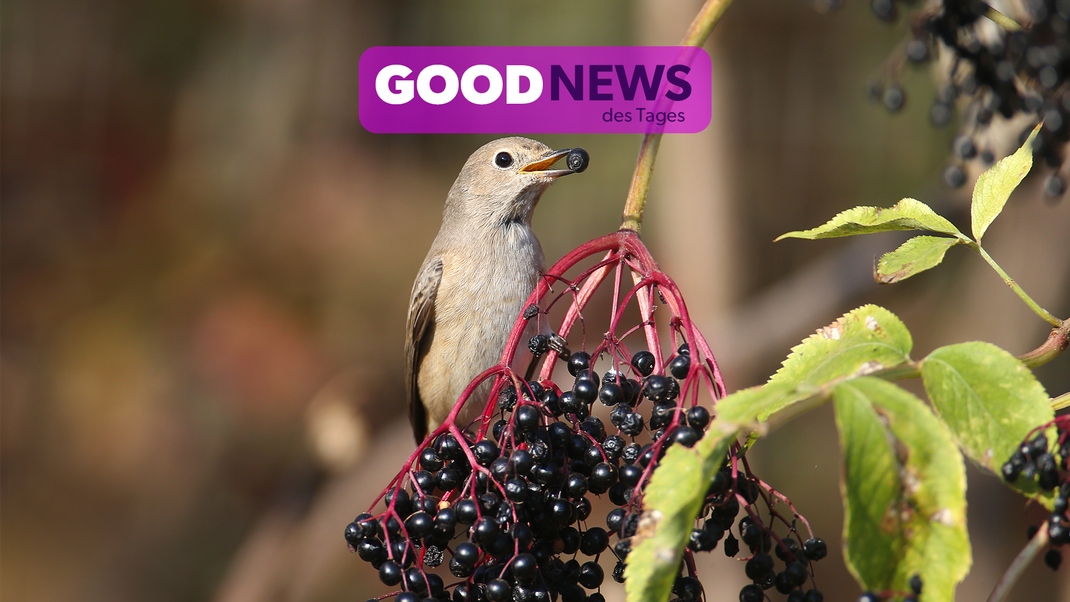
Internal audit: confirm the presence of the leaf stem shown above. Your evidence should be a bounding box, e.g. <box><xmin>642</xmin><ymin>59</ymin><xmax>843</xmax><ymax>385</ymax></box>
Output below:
<box><xmin>985</xmin><ymin>519</ymin><xmax>1049</xmax><ymax>602</ymax></box>
<box><xmin>974</xmin><ymin>244</ymin><xmax>1062</xmax><ymax>327</ymax></box>
<box><xmin>984</xmin><ymin>6</ymin><xmax>1023</xmax><ymax>32</ymax></box>
<box><xmin>1018</xmin><ymin>320</ymin><xmax>1070</xmax><ymax>369</ymax></box>
<box><xmin>1052</xmin><ymin>391</ymin><xmax>1070</xmax><ymax>412</ymax></box>
<box><xmin>620</xmin><ymin>0</ymin><xmax>734</xmax><ymax>233</ymax></box>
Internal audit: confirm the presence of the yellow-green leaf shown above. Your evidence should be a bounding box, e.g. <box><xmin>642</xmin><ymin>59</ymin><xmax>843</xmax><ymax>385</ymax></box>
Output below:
<box><xmin>776</xmin><ymin>198</ymin><xmax>964</xmax><ymax>241</ymax></box>
<box><xmin>761</xmin><ymin>305</ymin><xmax>913</xmax><ymax>419</ymax></box>
<box><xmin>834</xmin><ymin>377</ymin><xmax>970</xmax><ymax>602</ymax></box>
<box><xmin>971</xmin><ymin>124</ymin><xmax>1039</xmax><ymax>242</ymax></box>
<box><xmin>921</xmin><ymin>342</ymin><xmax>1055</xmax><ymax>504</ymax></box>
<box><xmin>876</xmin><ymin>236</ymin><xmax>962</xmax><ymax>284</ymax></box>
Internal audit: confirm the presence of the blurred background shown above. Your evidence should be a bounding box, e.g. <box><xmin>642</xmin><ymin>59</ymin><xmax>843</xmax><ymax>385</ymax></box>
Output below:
<box><xmin>2</xmin><ymin>0</ymin><xmax>1068</xmax><ymax>601</ymax></box>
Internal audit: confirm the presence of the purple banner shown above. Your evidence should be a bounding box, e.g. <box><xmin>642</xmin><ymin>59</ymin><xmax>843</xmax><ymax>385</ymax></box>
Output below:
<box><xmin>358</xmin><ymin>47</ymin><xmax>711</xmax><ymax>134</ymax></box>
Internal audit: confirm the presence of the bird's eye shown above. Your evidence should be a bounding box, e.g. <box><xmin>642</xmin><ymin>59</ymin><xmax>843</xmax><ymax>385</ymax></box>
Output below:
<box><xmin>494</xmin><ymin>152</ymin><xmax>513</xmax><ymax>168</ymax></box>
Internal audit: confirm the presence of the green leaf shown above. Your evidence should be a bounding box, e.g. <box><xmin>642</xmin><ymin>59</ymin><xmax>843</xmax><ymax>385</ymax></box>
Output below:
<box><xmin>876</xmin><ymin>236</ymin><xmax>962</xmax><ymax>284</ymax></box>
<box><xmin>921</xmin><ymin>342</ymin><xmax>1055</xmax><ymax>503</ymax></box>
<box><xmin>834</xmin><ymin>377</ymin><xmax>970</xmax><ymax>602</ymax></box>
<box><xmin>971</xmin><ymin>124</ymin><xmax>1039</xmax><ymax>242</ymax></box>
<box><xmin>776</xmin><ymin>198</ymin><xmax>964</xmax><ymax>241</ymax></box>
<box><xmin>715</xmin><ymin>382</ymin><xmax>800</xmax><ymax>425</ymax></box>
<box><xmin>625</xmin><ymin>424</ymin><xmax>736</xmax><ymax>602</ymax></box>
<box><xmin>761</xmin><ymin>305</ymin><xmax>913</xmax><ymax>419</ymax></box>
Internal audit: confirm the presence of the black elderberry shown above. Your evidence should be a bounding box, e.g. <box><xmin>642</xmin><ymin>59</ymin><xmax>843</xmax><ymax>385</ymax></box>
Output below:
<box><xmin>396</xmin><ymin>593</ymin><xmax>419</xmax><ymax>602</ymax></box>
<box><xmin>504</xmin><ymin>478</ymin><xmax>527</xmax><ymax>502</ymax></box>
<box><xmin>943</xmin><ymin>165</ymin><xmax>966</xmax><ymax>188</ymax></box>
<box><xmin>607</xmin><ymin>482</ymin><xmax>629</xmax><ymax>506</ymax></box>
<box><xmin>788</xmin><ymin>592</ymin><xmax>806</xmax><ymax>602</ymax></box>
<box><xmin>930</xmin><ymin>102</ymin><xmax>952</xmax><ymax>127</ymax></box>
<box><xmin>909</xmin><ymin>573</ymin><xmax>923</xmax><ymax>595</ymax></box>
<box><xmin>589</xmin><ymin>462</ymin><xmax>618</xmax><ymax>491</ymax></box>
<box><xmin>666</xmin><ymin>355</ymin><xmax>690</xmax><ymax>380</ymax></box>
<box><xmin>345</xmin><ymin>522</ymin><xmax>364</xmax><ymax>545</ymax></box>
<box><xmin>566</xmin><ymin>472</ymin><xmax>589</xmax><ymax>499</ymax></box>
<box><xmin>882</xmin><ymin>85</ymin><xmax>906</xmax><ymax>112</ymax></box>
<box><xmin>404</xmin><ymin>567</ymin><xmax>428</xmax><ymax>594</ymax></box>
<box><xmin>619</xmin><ymin>463</ymin><xmax>643</xmax><ymax>488</ymax></box>
<box><xmin>603</xmin><ymin>435</ymin><xmax>625</xmax><ymax>460</ymax></box>
<box><xmin>568</xmin><ymin>433</ymin><xmax>590</xmax><ymax>459</ymax></box>
<box><xmin>784</xmin><ymin>561</ymin><xmax>808</xmax><ymax>587</ymax></box>
<box><xmin>631</xmin><ymin>350</ymin><xmax>657</xmax><ymax>376</ymax></box>
<box><xmin>606</xmin><ymin>507</ymin><xmax>626</xmax><ymax>533</ymax></box>
<box><xmin>391</xmin><ymin>539</ymin><xmax>413</xmax><ymax>566</ymax></box>
<box><xmin>1002</xmin><ymin>457</ymin><xmax>1024</xmax><ymax>483</ymax></box>
<box><xmin>583</xmin><ymin>444</ymin><xmax>604</xmax><ymax>468</ymax></box>
<box><xmin>856</xmin><ymin>593</ymin><xmax>880</xmax><ymax>602</ymax></box>
<box><xmin>485</xmin><ymin>579</ymin><xmax>510</xmax><ymax>602</ymax></box>
<box><xmin>664</xmin><ymin>377</ymin><xmax>680</xmax><ymax>401</ymax></box>
<box><xmin>541</xmin><ymin>388</ymin><xmax>562</xmax><ymax>416</ymax></box>
<box><xmin>560</xmin><ymin>526</ymin><xmax>581</xmax><ymax>553</ymax></box>
<box><xmin>1038</xmin><ymin>453</ymin><xmax>1060</xmax><ymax>490</ymax></box>
<box><xmin>953</xmin><ymin>135</ymin><xmax>977</xmax><ymax>159</ymax></box>
<box><xmin>1049</xmin><ymin>514</ymin><xmax>1070</xmax><ymax>545</ymax></box>
<box><xmin>598</xmin><ymin>382</ymin><xmax>624</xmax><ymax>406</ymax></box>
<box><xmin>1045</xmin><ymin>174</ymin><xmax>1066</xmax><ymax>197</ymax></box>
<box><xmin>643</xmin><ymin>375</ymin><xmax>669</xmax><ymax>401</ymax></box>
<box><xmin>621</xmin><ymin>443</ymin><xmax>641</xmax><ymax>464</ymax></box>
<box><xmin>580</xmin><ymin>526</ymin><xmax>609</xmax><ymax>555</ymax></box>
<box><xmin>568</xmin><ymin>351</ymin><xmax>591</xmax><ymax>376</ymax></box>
<box><xmin>581</xmin><ymin>416</ymin><xmax>606</xmax><ymax>441</ymax></box>
<box><xmin>611</xmin><ymin>560</ymin><xmax>626</xmax><ymax>583</ymax></box>
<box><xmin>405</xmin><ymin>511</ymin><xmax>434</xmax><ymax>539</ymax></box>
<box><xmin>685</xmin><ymin>406</ymin><xmax>710</xmax><ymax>431</ymax></box>
<box><xmin>619</xmin><ymin>411</ymin><xmax>646</xmax><ymax>436</ymax></box>
<box><xmin>358</xmin><ymin>538</ymin><xmax>386</xmax><ymax>563</ymax></box>
<box><xmin>674</xmin><ymin>576</ymin><xmax>703</xmax><ymax>602</ymax></box>
<box><xmin>529</xmin><ymin>334</ymin><xmax>550</xmax><ymax>356</ymax></box>
<box><xmin>775</xmin><ymin>537</ymin><xmax>800</xmax><ymax>562</ymax></box>
<box><xmin>577</xmin><ymin>561</ymin><xmax>604</xmax><ymax>589</ymax></box>
<box><xmin>804</xmin><ymin>590</ymin><xmax>824</xmax><ymax>602</ymax></box>
<box><xmin>1045</xmin><ymin>548</ymin><xmax>1062</xmax><ymax>570</ymax></box>
<box><xmin>745</xmin><ymin>553</ymin><xmax>774</xmax><ymax>582</ymax></box>
<box><xmin>420</xmin><ymin>447</ymin><xmax>444</xmax><ymax>472</ymax></box>
<box><xmin>379</xmin><ymin>560</ymin><xmax>403</xmax><ymax>586</ymax></box>
<box><xmin>613</xmin><ymin>538</ymin><xmax>632</xmax><ymax>561</ymax></box>
<box><xmin>559</xmin><ymin>391</ymin><xmax>582</xmax><ymax>415</ymax></box>
<box><xmin>455</xmin><ymin>499</ymin><xmax>479</xmax><ymax>524</ymax></box>
<box><xmin>574</xmin><ymin>379</ymin><xmax>598</xmax><ymax>404</ymax></box>
<box><xmin>803</xmin><ymin>538</ymin><xmax>827</xmax><ymax>561</ymax></box>
<box><xmin>498</xmin><ymin>386</ymin><xmax>518</xmax><ymax>412</ymax></box>
<box><xmin>672</xmin><ymin>425</ymin><xmax>700</xmax><ymax>447</ymax></box>
<box><xmin>906</xmin><ymin>38</ymin><xmax>929</xmax><ymax>63</ymax></box>
<box><xmin>774</xmin><ymin>570</ymin><xmax>795</xmax><ymax>594</ymax></box>
<box><xmin>724</xmin><ymin>532</ymin><xmax>740</xmax><ymax>557</ymax></box>
<box><xmin>515</xmin><ymin>404</ymin><xmax>542</xmax><ymax>432</ymax></box>
<box><xmin>574</xmin><ymin>496</ymin><xmax>593</xmax><ymax>521</ymax></box>
<box><xmin>739</xmin><ymin>583</ymin><xmax>764</xmax><ymax>602</ymax></box>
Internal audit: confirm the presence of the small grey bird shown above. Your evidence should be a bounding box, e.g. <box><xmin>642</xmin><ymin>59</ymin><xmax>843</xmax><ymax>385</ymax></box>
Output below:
<box><xmin>406</xmin><ymin>137</ymin><xmax>585</xmax><ymax>444</ymax></box>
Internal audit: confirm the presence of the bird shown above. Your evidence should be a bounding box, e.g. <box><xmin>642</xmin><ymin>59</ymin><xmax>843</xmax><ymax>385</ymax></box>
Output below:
<box><xmin>405</xmin><ymin>137</ymin><xmax>587</xmax><ymax>444</ymax></box>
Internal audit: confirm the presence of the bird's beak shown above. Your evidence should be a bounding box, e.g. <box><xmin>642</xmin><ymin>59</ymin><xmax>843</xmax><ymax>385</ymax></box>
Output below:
<box><xmin>518</xmin><ymin>149</ymin><xmax>575</xmax><ymax>178</ymax></box>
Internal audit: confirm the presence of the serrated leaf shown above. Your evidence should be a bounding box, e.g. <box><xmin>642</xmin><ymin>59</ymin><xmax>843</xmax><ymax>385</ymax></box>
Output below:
<box><xmin>921</xmin><ymin>342</ymin><xmax>1055</xmax><ymax>503</ymax></box>
<box><xmin>625</xmin><ymin>425</ymin><xmax>735</xmax><ymax>602</ymax></box>
<box><xmin>876</xmin><ymin>235</ymin><xmax>961</xmax><ymax>283</ymax></box>
<box><xmin>971</xmin><ymin>124</ymin><xmax>1039</xmax><ymax>242</ymax></box>
<box><xmin>761</xmin><ymin>305</ymin><xmax>913</xmax><ymax>419</ymax></box>
<box><xmin>776</xmin><ymin>198</ymin><xmax>964</xmax><ymax>241</ymax></box>
<box><xmin>834</xmin><ymin>377</ymin><xmax>970</xmax><ymax>602</ymax></box>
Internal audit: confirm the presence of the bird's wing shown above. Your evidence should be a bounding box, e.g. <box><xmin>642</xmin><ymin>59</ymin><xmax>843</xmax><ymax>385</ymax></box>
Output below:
<box><xmin>406</xmin><ymin>257</ymin><xmax>442</xmax><ymax>443</ymax></box>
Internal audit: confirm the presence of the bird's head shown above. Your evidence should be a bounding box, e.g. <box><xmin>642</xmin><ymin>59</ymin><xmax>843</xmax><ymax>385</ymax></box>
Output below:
<box><xmin>445</xmin><ymin>137</ymin><xmax>587</xmax><ymax>226</ymax></box>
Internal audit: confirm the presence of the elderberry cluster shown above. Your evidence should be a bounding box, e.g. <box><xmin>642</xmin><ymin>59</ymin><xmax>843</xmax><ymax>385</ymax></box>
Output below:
<box><xmin>850</xmin><ymin>0</ymin><xmax>1070</xmax><ymax>195</ymax></box>
<box><xmin>346</xmin><ymin>340</ymin><xmax>826</xmax><ymax>602</ymax></box>
<box><xmin>1002</xmin><ymin>421</ymin><xmax>1070</xmax><ymax>571</ymax></box>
